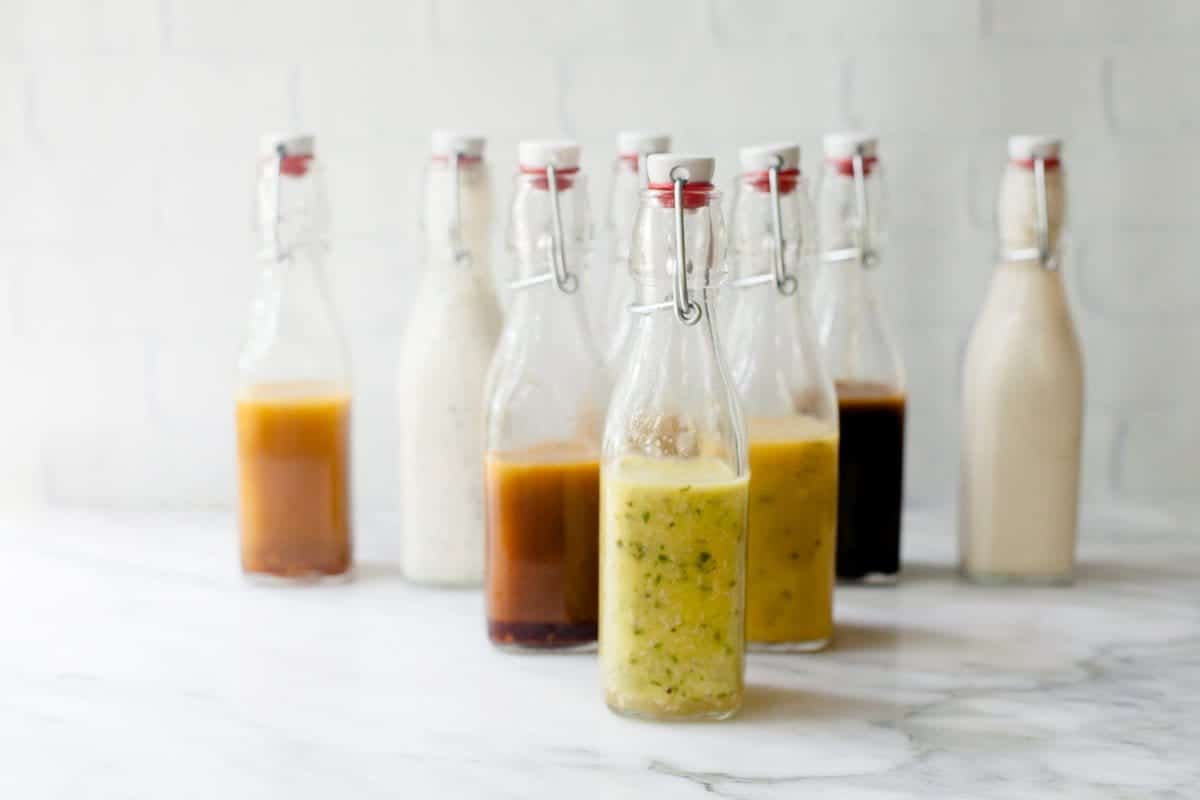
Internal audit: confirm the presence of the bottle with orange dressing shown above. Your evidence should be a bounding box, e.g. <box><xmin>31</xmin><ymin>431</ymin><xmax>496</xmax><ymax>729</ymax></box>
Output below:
<box><xmin>483</xmin><ymin>140</ymin><xmax>609</xmax><ymax>650</ymax></box>
<box><xmin>236</xmin><ymin>134</ymin><xmax>352</xmax><ymax>581</ymax></box>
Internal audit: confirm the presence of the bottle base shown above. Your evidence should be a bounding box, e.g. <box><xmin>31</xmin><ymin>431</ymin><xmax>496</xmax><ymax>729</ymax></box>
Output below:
<box><xmin>749</xmin><ymin>636</ymin><xmax>831</xmax><ymax>654</ymax></box>
<box><xmin>604</xmin><ymin>690</ymin><xmax>740</xmax><ymax>722</ymax></box>
<box><xmin>488</xmin><ymin>621</ymin><xmax>598</xmax><ymax>652</ymax></box>
<box><xmin>837</xmin><ymin>571</ymin><xmax>899</xmax><ymax>586</ymax></box>
<box><xmin>962</xmin><ymin>569</ymin><xmax>1073</xmax><ymax>587</ymax></box>
<box><xmin>402</xmin><ymin>571</ymin><xmax>482</xmax><ymax>589</ymax></box>
<box><xmin>242</xmin><ymin>568</ymin><xmax>353</xmax><ymax>586</ymax></box>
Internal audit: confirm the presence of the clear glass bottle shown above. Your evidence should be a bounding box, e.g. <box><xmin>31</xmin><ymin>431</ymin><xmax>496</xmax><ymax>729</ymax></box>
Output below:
<box><xmin>600</xmin><ymin>131</ymin><xmax>671</xmax><ymax>367</ymax></box>
<box><xmin>600</xmin><ymin>154</ymin><xmax>749</xmax><ymax>722</ymax></box>
<box><xmin>484</xmin><ymin>140</ymin><xmax>609</xmax><ymax>650</ymax></box>
<box><xmin>236</xmin><ymin>134</ymin><xmax>352</xmax><ymax>581</ymax></box>
<box><xmin>398</xmin><ymin>132</ymin><xmax>502</xmax><ymax>586</ymax></box>
<box><xmin>813</xmin><ymin>132</ymin><xmax>905</xmax><ymax>583</ymax></box>
<box><xmin>960</xmin><ymin>135</ymin><xmax>1082</xmax><ymax>584</ymax></box>
<box><xmin>726</xmin><ymin>143</ymin><xmax>839</xmax><ymax>651</ymax></box>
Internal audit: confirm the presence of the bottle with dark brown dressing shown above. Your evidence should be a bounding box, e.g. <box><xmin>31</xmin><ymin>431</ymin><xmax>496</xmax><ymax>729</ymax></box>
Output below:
<box><xmin>813</xmin><ymin>133</ymin><xmax>907</xmax><ymax>583</ymax></box>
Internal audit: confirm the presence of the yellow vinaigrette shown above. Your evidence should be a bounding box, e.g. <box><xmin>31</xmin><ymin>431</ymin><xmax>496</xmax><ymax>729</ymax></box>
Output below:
<box><xmin>600</xmin><ymin>455</ymin><xmax>749</xmax><ymax>721</ymax></box>
<box><xmin>745</xmin><ymin>416</ymin><xmax>839</xmax><ymax>650</ymax></box>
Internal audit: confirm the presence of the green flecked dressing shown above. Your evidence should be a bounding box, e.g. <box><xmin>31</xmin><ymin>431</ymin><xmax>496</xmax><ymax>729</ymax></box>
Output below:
<box><xmin>600</xmin><ymin>455</ymin><xmax>749</xmax><ymax>720</ymax></box>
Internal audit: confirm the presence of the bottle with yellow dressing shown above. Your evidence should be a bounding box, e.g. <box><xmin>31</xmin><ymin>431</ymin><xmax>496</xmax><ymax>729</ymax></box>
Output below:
<box><xmin>600</xmin><ymin>154</ymin><xmax>749</xmax><ymax>722</ymax></box>
<box><xmin>727</xmin><ymin>143</ymin><xmax>839</xmax><ymax>651</ymax></box>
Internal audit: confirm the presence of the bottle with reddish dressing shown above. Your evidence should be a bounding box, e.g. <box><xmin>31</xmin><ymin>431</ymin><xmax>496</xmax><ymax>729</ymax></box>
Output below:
<box><xmin>483</xmin><ymin>140</ymin><xmax>609</xmax><ymax>650</ymax></box>
<box><xmin>813</xmin><ymin>133</ymin><xmax>906</xmax><ymax>583</ymax></box>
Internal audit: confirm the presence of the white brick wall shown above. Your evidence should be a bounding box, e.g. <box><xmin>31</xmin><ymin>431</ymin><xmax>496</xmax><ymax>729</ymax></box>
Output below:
<box><xmin>2</xmin><ymin>0</ymin><xmax>1197</xmax><ymax>525</ymax></box>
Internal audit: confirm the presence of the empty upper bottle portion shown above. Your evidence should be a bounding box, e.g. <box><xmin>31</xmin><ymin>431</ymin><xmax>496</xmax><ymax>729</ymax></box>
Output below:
<box><xmin>728</xmin><ymin>142</ymin><xmax>814</xmax><ymax>289</ymax></box>
<box><xmin>817</xmin><ymin>132</ymin><xmax>886</xmax><ymax>260</ymax></box>
<box><xmin>630</xmin><ymin>154</ymin><xmax>726</xmax><ymax>294</ymax></box>
<box><xmin>256</xmin><ymin>134</ymin><xmax>326</xmax><ymax>260</ymax></box>
<box><xmin>507</xmin><ymin>139</ymin><xmax>591</xmax><ymax>286</ymax></box>
<box><xmin>609</xmin><ymin>130</ymin><xmax>672</xmax><ymax>247</ymax></box>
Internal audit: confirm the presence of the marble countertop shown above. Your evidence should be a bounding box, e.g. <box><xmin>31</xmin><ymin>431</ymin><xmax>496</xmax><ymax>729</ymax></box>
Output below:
<box><xmin>3</xmin><ymin>510</ymin><xmax>1198</xmax><ymax>799</ymax></box>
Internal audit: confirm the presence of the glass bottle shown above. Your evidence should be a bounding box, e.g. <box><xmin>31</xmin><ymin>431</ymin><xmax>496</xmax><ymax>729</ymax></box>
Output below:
<box><xmin>726</xmin><ymin>143</ymin><xmax>839</xmax><ymax>651</ymax></box>
<box><xmin>600</xmin><ymin>154</ymin><xmax>749</xmax><ymax>721</ymax></box>
<box><xmin>483</xmin><ymin>140</ymin><xmax>609</xmax><ymax>650</ymax></box>
<box><xmin>960</xmin><ymin>136</ymin><xmax>1082</xmax><ymax>584</ymax></box>
<box><xmin>813</xmin><ymin>132</ymin><xmax>905</xmax><ymax>583</ymax></box>
<box><xmin>599</xmin><ymin>131</ymin><xmax>671</xmax><ymax>367</ymax></box>
<box><xmin>398</xmin><ymin>132</ymin><xmax>502</xmax><ymax>586</ymax></box>
<box><xmin>236</xmin><ymin>134</ymin><xmax>352</xmax><ymax>581</ymax></box>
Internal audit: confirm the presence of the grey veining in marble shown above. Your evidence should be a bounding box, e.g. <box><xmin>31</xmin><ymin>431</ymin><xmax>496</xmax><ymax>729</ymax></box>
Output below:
<box><xmin>2</xmin><ymin>510</ymin><xmax>1197</xmax><ymax>799</ymax></box>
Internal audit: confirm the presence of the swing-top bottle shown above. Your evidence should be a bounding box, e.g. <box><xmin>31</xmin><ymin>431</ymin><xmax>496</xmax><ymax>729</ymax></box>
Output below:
<box><xmin>398</xmin><ymin>131</ymin><xmax>502</xmax><ymax>585</ymax></box>
<box><xmin>484</xmin><ymin>140</ymin><xmax>609</xmax><ymax>650</ymax></box>
<box><xmin>236</xmin><ymin>134</ymin><xmax>353</xmax><ymax>581</ymax></box>
<box><xmin>600</xmin><ymin>154</ymin><xmax>749</xmax><ymax>721</ymax></box>
<box><xmin>726</xmin><ymin>142</ymin><xmax>839</xmax><ymax>650</ymax></box>
<box><xmin>813</xmin><ymin>132</ymin><xmax>906</xmax><ymax>583</ymax></box>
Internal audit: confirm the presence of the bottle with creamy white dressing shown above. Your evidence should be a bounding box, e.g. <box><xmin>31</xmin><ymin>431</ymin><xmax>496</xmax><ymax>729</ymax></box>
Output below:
<box><xmin>600</xmin><ymin>154</ymin><xmax>749</xmax><ymax>721</ymax></box>
<box><xmin>726</xmin><ymin>143</ymin><xmax>839</xmax><ymax>652</ymax></box>
<box><xmin>959</xmin><ymin>135</ymin><xmax>1083</xmax><ymax>585</ymax></box>
<box><xmin>397</xmin><ymin>132</ymin><xmax>502</xmax><ymax>586</ymax></box>
<box><xmin>600</xmin><ymin>131</ymin><xmax>671</xmax><ymax>367</ymax></box>
<box><xmin>813</xmin><ymin>133</ymin><xmax>906</xmax><ymax>584</ymax></box>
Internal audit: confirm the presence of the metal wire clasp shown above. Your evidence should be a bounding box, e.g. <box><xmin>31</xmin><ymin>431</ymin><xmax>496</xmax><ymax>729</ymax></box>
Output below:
<box><xmin>671</xmin><ymin>172</ymin><xmax>702</xmax><ymax>326</ymax></box>
<box><xmin>819</xmin><ymin>146</ymin><xmax>877</xmax><ymax>268</ymax></box>
<box><xmin>447</xmin><ymin>147</ymin><xmax>468</xmax><ymax>265</ymax></box>
<box><xmin>265</xmin><ymin>143</ymin><xmax>285</xmax><ymax>262</ymax></box>
<box><xmin>850</xmin><ymin>149</ymin><xmax>877</xmax><ymax>268</ymax></box>
<box><xmin>767</xmin><ymin>156</ymin><xmax>798</xmax><ymax>296</ymax></box>
<box><xmin>1001</xmin><ymin>156</ymin><xmax>1057</xmax><ymax>270</ymax></box>
<box><xmin>546</xmin><ymin>164</ymin><xmax>579</xmax><ymax>294</ymax></box>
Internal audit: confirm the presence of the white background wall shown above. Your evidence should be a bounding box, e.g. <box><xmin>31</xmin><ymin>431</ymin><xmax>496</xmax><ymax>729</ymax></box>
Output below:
<box><xmin>1</xmin><ymin>0</ymin><xmax>1197</xmax><ymax>527</ymax></box>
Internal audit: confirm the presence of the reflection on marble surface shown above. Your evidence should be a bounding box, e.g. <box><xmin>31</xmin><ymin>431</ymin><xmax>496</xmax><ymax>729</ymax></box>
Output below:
<box><xmin>1</xmin><ymin>510</ymin><xmax>1197</xmax><ymax>799</ymax></box>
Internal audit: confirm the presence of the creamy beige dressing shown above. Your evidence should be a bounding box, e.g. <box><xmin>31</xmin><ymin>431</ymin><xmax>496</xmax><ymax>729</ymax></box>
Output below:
<box><xmin>960</xmin><ymin>152</ymin><xmax>1083</xmax><ymax>582</ymax></box>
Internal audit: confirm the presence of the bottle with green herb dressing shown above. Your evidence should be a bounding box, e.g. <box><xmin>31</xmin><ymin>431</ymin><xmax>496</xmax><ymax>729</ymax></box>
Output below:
<box><xmin>600</xmin><ymin>154</ymin><xmax>749</xmax><ymax>722</ymax></box>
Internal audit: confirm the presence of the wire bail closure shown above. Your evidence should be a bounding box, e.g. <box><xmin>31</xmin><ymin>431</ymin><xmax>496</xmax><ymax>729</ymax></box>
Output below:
<box><xmin>546</xmin><ymin>164</ymin><xmax>579</xmax><ymax>294</ymax></box>
<box><xmin>819</xmin><ymin>146</ymin><xmax>878</xmax><ymax>268</ymax></box>
<box><xmin>671</xmin><ymin>173</ymin><xmax>703</xmax><ymax>326</ymax></box>
<box><xmin>447</xmin><ymin>148</ymin><xmax>471</xmax><ymax>266</ymax></box>
<box><xmin>1000</xmin><ymin>156</ymin><xmax>1058</xmax><ymax>271</ymax></box>
<box><xmin>507</xmin><ymin>163</ymin><xmax>581</xmax><ymax>293</ymax></box>
<box><xmin>266</xmin><ymin>143</ymin><xmax>286</xmax><ymax>263</ymax></box>
<box><xmin>850</xmin><ymin>149</ymin><xmax>877</xmax><ymax>268</ymax></box>
<box><xmin>767</xmin><ymin>156</ymin><xmax>798</xmax><ymax>296</ymax></box>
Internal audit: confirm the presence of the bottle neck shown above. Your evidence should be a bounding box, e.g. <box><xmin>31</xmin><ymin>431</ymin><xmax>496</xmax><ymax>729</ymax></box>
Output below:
<box><xmin>608</xmin><ymin>161</ymin><xmax>643</xmax><ymax>260</ymax></box>
<box><xmin>817</xmin><ymin>168</ymin><xmax>884</xmax><ymax>261</ymax></box>
<box><xmin>256</xmin><ymin>156</ymin><xmax>325</xmax><ymax>262</ymax></box>
<box><xmin>728</xmin><ymin>174</ymin><xmax>812</xmax><ymax>296</ymax></box>
<box><xmin>424</xmin><ymin>158</ymin><xmax>491</xmax><ymax>267</ymax></box>
<box><xmin>508</xmin><ymin>174</ymin><xmax>589</xmax><ymax>287</ymax></box>
<box><xmin>630</xmin><ymin>189</ymin><xmax>725</xmax><ymax>291</ymax></box>
<box><xmin>998</xmin><ymin>161</ymin><xmax>1066</xmax><ymax>265</ymax></box>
